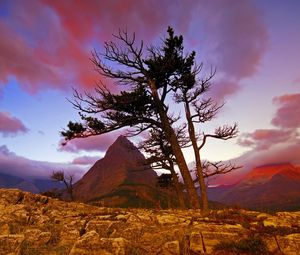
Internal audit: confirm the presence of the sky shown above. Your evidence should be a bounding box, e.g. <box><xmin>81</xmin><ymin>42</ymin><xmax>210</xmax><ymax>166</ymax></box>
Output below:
<box><xmin>0</xmin><ymin>0</ymin><xmax>299</xmax><ymax>184</ymax></box>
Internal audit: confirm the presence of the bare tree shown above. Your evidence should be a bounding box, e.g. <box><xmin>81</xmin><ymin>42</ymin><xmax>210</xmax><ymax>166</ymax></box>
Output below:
<box><xmin>51</xmin><ymin>171</ymin><xmax>74</xmax><ymax>200</ymax></box>
<box><xmin>61</xmin><ymin>27</ymin><xmax>239</xmax><ymax>210</ymax></box>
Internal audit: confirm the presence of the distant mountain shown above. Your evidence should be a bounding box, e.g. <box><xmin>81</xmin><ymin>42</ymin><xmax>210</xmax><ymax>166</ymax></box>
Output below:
<box><xmin>0</xmin><ymin>172</ymin><xmax>64</xmax><ymax>194</ymax></box>
<box><xmin>208</xmin><ymin>163</ymin><xmax>300</xmax><ymax>211</ymax></box>
<box><xmin>32</xmin><ymin>178</ymin><xmax>65</xmax><ymax>193</ymax></box>
<box><xmin>73</xmin><ymin>136</ymin><xmax>160</xmax><ymax>207</ymax></box>
<box><xmin>238</xmin><ymin>163</ymin><xmax>300</xmax><ymax>185</ymax></box>
<box><xmin>0</xmin><ymin>172</ymin><xmax>23</xmax><ymax>187</ymax></box>
<box><xmin>206</xmin><ymin>185</ymin><xmax>234</xmax><ymax>201</ymax></box>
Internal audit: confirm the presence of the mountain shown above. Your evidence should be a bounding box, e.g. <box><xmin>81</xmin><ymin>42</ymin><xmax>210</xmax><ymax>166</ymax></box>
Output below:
<box><xmin>0</xmin><ymin>172</ymin><xmax>64</xmax><ymax>193</ymax></box>
<box><xmin>210</xmin><ymin>163</ymin><xmax>300</xmax><ymax>211</ymax></box>
<box><xmin>0</xmin><ymin>172</ymin><xmax>23</xmax><ymax>187</ymax></box>
<box><xmin>32</xmin><ymin>178</ymin><xmax>65</xmax><ymax>193</ymax></box>
<box><xmin>206</xmin><ymin>185</ymin><xmax>234</xmax><ymax>202</ymax></box>
<box><xmin>73</xmin><ymin>136</ymin><xmax>159</xmax><ymax>207</ymax></box>
<box><xmin>239</xmin><ymin>163</ymin><xmax>300</xmax><ymax>185</ymax></box>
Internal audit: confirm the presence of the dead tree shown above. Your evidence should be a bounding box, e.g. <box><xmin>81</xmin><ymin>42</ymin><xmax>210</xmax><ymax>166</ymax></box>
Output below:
<box><xmin>51</xmin><ymin>170</ymin><xmax>74</xmax><ymax>200</ymax></box>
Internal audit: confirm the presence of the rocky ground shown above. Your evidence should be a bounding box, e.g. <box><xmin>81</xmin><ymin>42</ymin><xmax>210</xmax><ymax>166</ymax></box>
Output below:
<box><xmin>0</xmin><ymin>189</ymin><xmax>300</xmax><ymax>254</ymax></box>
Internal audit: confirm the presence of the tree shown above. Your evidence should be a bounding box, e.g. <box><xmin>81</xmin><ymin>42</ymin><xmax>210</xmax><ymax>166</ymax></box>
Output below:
<box><xmin>61</xmin><ymin>27</ymin><xmax>238</xmax><ymax>210</ymax></box>
<box><xmin>51</xmin><ymin>170</ymin><xmax>74</xmax><ymax>200</ymax></box>
<box><xmin>139</xmin><ymin>128</ymin><xmax>187</xmax><ymax>208</ymax></box>
<box><xmin>156</xmin><ymin>173</ymin><xmax>176</xmax><ymax>208</ymax></box>
<box><xmin>172</xmin><ymin>71</ymin><xmax>239</xmax><ymax>210</ymax></box>
<box><xmin>141</xmin><ymin>127</ymin><xmax>239</xmax><ymax>210</ymax></box>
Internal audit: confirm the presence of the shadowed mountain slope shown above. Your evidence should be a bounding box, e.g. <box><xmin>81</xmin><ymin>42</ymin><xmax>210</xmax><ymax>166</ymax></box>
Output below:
<box><xmin>73</xmin><ymin>136</ymin><xmax>158</xmax><ymax>206</ymax></box>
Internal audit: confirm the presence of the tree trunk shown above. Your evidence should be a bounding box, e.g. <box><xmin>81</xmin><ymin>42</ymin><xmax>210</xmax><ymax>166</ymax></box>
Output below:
<box><xmin>168</xmin><ymin>130</ymin><xmax>200</xmax><ymax>208</ymax></box>
<box><xmin>148</xmin><ymin>80</ymin><xmax>200</xmax><ymax>209</ymax></box>
<box><xmin>169</xmin><ymin>160</ymin><xmax>186</xmax><ymax>209</ymax></box>
<box><xmin>184</xmin><ymin>102</ymin><xmax>209</xmax><ymax>211</ymax></box>
<box><xmin>63</xmin><ymin>179</ymin><xmax>74</xmax><ymax>201</ymax></box>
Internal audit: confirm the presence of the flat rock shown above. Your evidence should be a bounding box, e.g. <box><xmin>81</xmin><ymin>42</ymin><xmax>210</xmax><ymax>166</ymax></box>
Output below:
<box><xmin>0</xmin><ymin>188</ymin><xmax>300</xmax><ymax>254</ymax></box>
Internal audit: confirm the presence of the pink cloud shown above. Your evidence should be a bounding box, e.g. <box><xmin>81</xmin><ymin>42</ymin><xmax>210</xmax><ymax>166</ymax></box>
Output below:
<box><xmin>1</xmin><ymin>0</ymin><xmax>98</xmax><ymax>92</ymax></box>
<box><xmin>210</xmin><ymin>79</ymin><xmax>240</xmax><ymax>101</ymax></box>
<box><xmin>0</xmin><ymin>111</ymin><xmax>28</xmax><ymax>136</ymax></box>
<box><xmin>0</xmin><ymin>0</ymin><xmax>196</xmax><ymax>93</ymax></box>
<box><xmin>271</xmin><ymin>93</ymin><xmax>300</xmax><ymax>128</ymax></box>
<box><xmin>293</xmin><ymin>77</ymin><xmax>300</xmax><ymax>84</ymax></box>
<box><xmin>43</xmin><ymin>0</ymin><xmax>198</xmax><ymax>43</ymax></box>
<box><xmin>212</xmin><ymin>92</ymin><xmax>300</xmax><ymax>185</ymax></box>
<box><xmin>1</xmin><ymin>0</ymin><xmax>267</xmax><ymax>99</ymax></box>
<box><xmin>44</xmin><ymin>1</ymin><xmax>163</xmax><ymax>42</ymax></box>
<box><xmin>217</xmin><ymin>129</ymin><xmax>299</xmax><ymax>185</ymax></box>
<box><xmin>237</xmin><ymin>128</ymin><xmax>297</xmax><ymax>150</ymax></box>
<box><xmin>59</xmin><ymin>131</ymin><xmax>123</xmax><ymax>153</ymax></box>
<box><xmin>72</xmin><ymin>156</ymin><xmax>99</xmax><ymax>165</ymax></box>
<box><xmin>0</xmin><ymin>21</ymin><xmax>63</xmax><ymax>93</ymax></box>
<box><xmin>205</xmin><ymin>0</ymin><xmax>268</xmax><ymax>78</ymax></box>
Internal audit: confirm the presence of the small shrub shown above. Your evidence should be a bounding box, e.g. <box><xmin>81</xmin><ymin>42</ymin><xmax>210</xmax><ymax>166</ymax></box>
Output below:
<box><xmin>41</xmin><ymin>190</ymin><xmax>62</xmax><ymax>199</ymax></box>
<box><xmin>214</xmin><ymin>236</ymin><xmax>269</xmax><ymax>255</ymax></box>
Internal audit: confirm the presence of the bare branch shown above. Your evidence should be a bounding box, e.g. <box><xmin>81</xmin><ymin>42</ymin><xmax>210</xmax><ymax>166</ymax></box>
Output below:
<box><xmin>191</xmin><ymin>98</ymin><xmax>224</xmax><ymax>123</ymax></box>
<box><xmin>192</xmin><ymin>161</ymin><xmax>241</xmax><ymax>182</ymax></box>
<box><xmin>198</xmin><ymin>123</ymin><xmax>238</xmax><ymax>150</ymax></box>
<box><xmin>202</xmin><ymin>161</ymin><xmax>241</xmax><ymax>178</ymax></box>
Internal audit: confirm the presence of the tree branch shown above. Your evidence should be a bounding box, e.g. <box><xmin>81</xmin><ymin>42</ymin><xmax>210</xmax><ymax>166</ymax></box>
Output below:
<box><xmin>198</xmin><ymin>123</ymin><xmax>238</xmax><ymax>150</ymax></box>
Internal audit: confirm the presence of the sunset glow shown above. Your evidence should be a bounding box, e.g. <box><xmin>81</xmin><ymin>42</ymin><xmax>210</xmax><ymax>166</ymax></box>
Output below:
<box><xmin>0</xmin><ymin>0</ymin><xmax>299</xmax><ymax>184</ymax></box>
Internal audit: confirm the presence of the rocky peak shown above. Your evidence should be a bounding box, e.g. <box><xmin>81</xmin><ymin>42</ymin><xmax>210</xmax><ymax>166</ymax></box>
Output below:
<box><xmin>110</xmin><ymin>135</ymin><xmax>135</xmax><ymax>149</ymax></box>
<box><xmin>73</xmin><ymin>135</ymin><xmax>158</xmax><ymax>203</ymax></box>
<box><xmin>105</xmin><ymin>135</ymin><xmax>144</xmax><ymax>162</ymax></box>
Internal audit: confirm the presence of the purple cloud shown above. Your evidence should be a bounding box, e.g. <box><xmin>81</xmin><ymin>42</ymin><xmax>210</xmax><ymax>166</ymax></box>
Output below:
<box><xmin>72</xmin><ymin>156</ymin><xmax>99</xmax><ymax>165</ymax></box>
<box><xmin>59</xmin><ymin>130</ymin><xmax>124</xmax><ymax>153</ymax></box>
<box><xmin>0</xmin><ymin>145</ymin><xmax>87</xmax><ymax>181</ymax></box>
<box><xmin>272</xmin><ymin>93</ymin><xmax>300</xmax><ymax>128</ymax></box>
<box><xmin>198</xmin><ymin>0</ymin><xmax>268</xmax><ymax>100</ymax></box>
<box><xmin>0</xmin><ymin>111</ymin><xmax>28</xmax><ymax>136</ymax></box>
<box><xmin>237</xmin><ymin>128</ymin><xmax>298</xmax><ymax>150</ymax></box>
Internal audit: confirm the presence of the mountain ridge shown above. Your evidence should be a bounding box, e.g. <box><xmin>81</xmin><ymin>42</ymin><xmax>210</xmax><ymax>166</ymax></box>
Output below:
<box><xmin>0</xmin><ymin>172</ymin><xmax>64</xmax><ymax>193</ymax></box>
<box><xmin>208</xmin><ymin>162</ymin><xmax>300</xmax><ymax>211</ymax></box>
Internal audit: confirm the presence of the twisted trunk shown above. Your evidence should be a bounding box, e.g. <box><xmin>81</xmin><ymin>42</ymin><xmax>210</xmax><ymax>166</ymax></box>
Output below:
<box><xmin>184</xmin><ymin>101</ymin><xmax>209</xmax><ymax>211</ymax></box>
<box><xmin>148</xmin><ymin>80</ymin><xmax>200</xmax><ymax>209</ymax></box>
<box><xmin>169</xmin><ymin>160</ymin><xmax>186</xmax><ymax>209</ymax></box>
